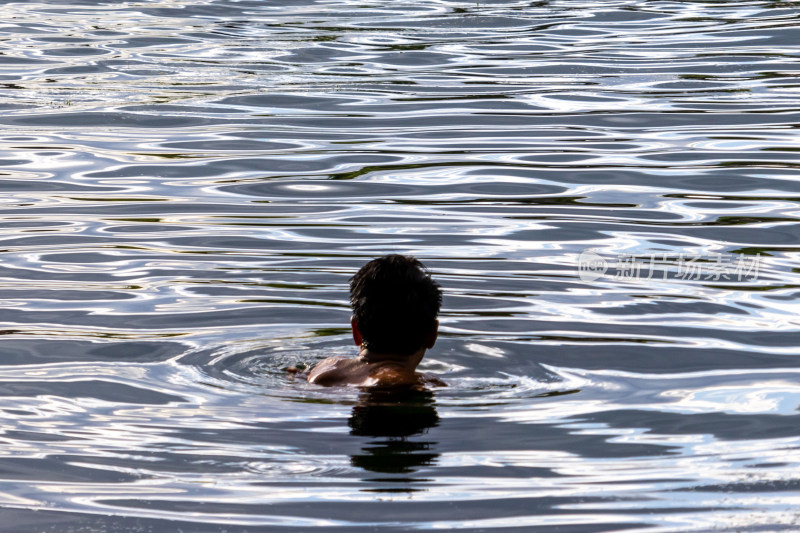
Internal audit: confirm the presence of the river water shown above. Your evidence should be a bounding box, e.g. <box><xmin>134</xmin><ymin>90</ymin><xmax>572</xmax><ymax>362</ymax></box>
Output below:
<box><xmin>0</xmin><ymin>0</ymin><xmax>799</xmax><ymax>531</ymax></box>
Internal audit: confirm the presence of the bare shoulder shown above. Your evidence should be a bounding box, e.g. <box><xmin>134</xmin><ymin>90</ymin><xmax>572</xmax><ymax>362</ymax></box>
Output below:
<box><xmin>367</xmin><ymin>368</ymin><xmax>447</xmax><ymax>388</ymax></box>
<box><xmin>368</xmin><ymin>365</ymin><xmax>416</xmax><ymax>387</ymax></box>
<box><xmin>307</xmin><ymin>357</ymin><xmax>446</xmax><ymax>388</ymax></box>
<box><xmin>307</xmin><ymin>357</ymin><xmax>361</xmax><ymax>386</ymax></box>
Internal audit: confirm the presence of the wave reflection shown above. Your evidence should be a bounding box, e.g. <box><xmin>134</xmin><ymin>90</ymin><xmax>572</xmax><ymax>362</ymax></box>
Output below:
<box><xmin>0</xmin><ymin>0</ymin><xmax>798</xmax><ymax>530</ymax></box>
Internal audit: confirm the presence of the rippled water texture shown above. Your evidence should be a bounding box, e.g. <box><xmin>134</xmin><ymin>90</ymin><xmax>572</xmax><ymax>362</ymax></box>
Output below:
<box><xmin>0</xmin><ymin>0</ymin><xmax>799</xmax><ymax>531</ymax></box>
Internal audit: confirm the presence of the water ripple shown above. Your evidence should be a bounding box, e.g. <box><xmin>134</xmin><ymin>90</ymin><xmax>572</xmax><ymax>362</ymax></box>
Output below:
<box><xmin>0</xmin><ymin>0</ymin><xmax>798</xmax><ymax>530</ymax></box>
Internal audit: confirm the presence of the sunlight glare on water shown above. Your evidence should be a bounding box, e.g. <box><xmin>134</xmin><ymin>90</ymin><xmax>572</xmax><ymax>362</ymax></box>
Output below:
<box><xmin>0</xmin><ymin>0</ymin><xmax>798</xmax><ymax>531</ymax></box>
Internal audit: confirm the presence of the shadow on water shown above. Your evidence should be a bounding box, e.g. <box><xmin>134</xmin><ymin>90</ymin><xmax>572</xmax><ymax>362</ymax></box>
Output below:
<box><xmin>348</xmin><ymin>388</ymin><xmax>440</xmax><ymax>489</ymax></box>
<box><xmin>1</xmin><ymin>0</ymin><xmax>800</xmax><ymax>529</ymax></box>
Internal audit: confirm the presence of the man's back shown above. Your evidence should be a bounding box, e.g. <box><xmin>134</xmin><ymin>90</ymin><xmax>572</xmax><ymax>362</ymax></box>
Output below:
<box><xmin>306</xmin><ymin>255</ymin><xmax>444</xmax><ymax>388</ymax></box>
<box><xmin>308</xmin><ymin>356</ymin><xmax>426</xmax><ymax>387</ymax></box>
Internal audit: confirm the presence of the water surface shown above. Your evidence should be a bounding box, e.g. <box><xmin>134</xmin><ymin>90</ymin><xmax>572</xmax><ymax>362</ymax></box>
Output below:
<box><xmin>0</xmin><ymin>0</ymin><xmax>799</xmax><ymax>531</ymax></box>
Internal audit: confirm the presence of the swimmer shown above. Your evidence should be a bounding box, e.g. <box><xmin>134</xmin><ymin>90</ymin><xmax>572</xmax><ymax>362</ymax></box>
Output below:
<box><xmin>306</xmin><ymin>254</ymin><xmax>444</xmax><ymax>388</ymax></box>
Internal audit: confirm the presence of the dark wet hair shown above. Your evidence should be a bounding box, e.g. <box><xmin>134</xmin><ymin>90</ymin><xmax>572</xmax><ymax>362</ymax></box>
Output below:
<box><xmin>350</xmin><ymin>254</ymin><xmax>442</xmax><ymax>356</ymax></box>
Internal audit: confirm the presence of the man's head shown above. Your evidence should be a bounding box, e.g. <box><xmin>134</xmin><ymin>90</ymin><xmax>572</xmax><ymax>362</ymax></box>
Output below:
<box><xmin>350</xmin><ymin>254</ymin><xmax>442</xmax><ymax>356</ymax></box>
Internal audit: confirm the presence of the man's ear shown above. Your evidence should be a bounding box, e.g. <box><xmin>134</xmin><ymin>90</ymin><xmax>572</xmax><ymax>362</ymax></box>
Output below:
<box><xmin>425</xmin><ymin>319</ymin><xmax>439</xmax><ymax>349</ymax></box>
<box><xmin>351</xmin><ymin>316</ymin><xmax>363</xmax><ymax>347</ymax></box>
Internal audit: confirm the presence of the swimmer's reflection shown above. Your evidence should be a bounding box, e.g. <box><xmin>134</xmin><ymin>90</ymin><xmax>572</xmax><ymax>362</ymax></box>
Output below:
<box><xmin>348</xmin><ymin>388</ymin><xmax>439</xmax><ymax>476</ymax></box>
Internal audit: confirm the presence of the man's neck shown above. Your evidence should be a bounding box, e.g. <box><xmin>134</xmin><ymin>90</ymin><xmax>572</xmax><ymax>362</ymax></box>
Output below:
<box><xmin>358</xmin><ymin>347</ymin><xmax>425</xmax><ymax>373</ymax></box>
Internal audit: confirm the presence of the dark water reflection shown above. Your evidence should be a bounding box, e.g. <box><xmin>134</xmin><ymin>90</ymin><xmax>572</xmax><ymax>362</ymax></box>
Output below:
<box><xmin>349</xmin><ymin>389</ymin><xmax>440</xmax><ymax>481</ymax></box>
<box><xmin>0</xmin><ymin>0</ymin><xmax>799</xmax><ymax>530</ymax></box>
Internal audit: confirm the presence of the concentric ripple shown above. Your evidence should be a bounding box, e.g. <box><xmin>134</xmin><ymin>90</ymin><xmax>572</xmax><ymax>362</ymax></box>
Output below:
<box><xmin>0</xmin><ymin>0</ymin><xmax>798</xmax><ymax>531</ymax></box>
